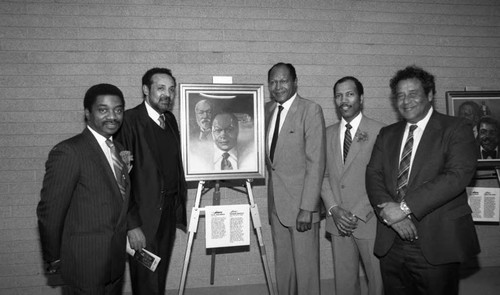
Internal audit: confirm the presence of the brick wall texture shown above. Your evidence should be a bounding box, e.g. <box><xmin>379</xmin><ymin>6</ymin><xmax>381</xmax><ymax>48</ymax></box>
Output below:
<box><xmin>1</xmin><ymin>0</ymin><xmax>499</xmax><ymax>294</ymax></box>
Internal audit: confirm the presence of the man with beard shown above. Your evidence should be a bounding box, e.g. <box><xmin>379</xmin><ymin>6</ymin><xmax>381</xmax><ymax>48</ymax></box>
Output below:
<box><xmin>38</xmin><ymin>84</ymin><xmax>129</xmax><ymax>294</ymax></box>
<box><xmin>191</xmin><ymin>99</ymin><xmax>214</xmax><ymax>142</ymax></box>
<box><xmin>477</xmin><ymin>116</ymin><xmax>500</xmax><ymax>159</ymax></box>
<box><xmin>115</xmin><ymin>68</ymin><xmax>187</xmax><ymax>295</ymax></box>
<box><xmin>321</xmin><ymin>76</ymin><xmax>384</xmax><ymax>295</ymax></box>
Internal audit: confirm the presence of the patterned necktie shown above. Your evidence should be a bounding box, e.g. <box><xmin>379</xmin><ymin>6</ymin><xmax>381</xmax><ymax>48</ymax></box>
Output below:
<box><xmin>105</xmin><ymin>139</ymin><xmax>126</xmax><ymax>199</ymax></box>
<box><xmin>396</xmin><ymin>124</ymin><xmax>418</xmax><ymax>201</ymax></box>
<box><xmin>158</xmin><ymin>114</ymin><xmax>166</xmax><ymax>129</ymax></box>
<box><xmin>343</xmin><ymin>123</ymin><xmax>352</xmax><ymax>163</ymax></box>
<box><xmin>270</xmin><ymin>105</ymin><xmax>284</xmax><ymax>162</ymax></box>
<box><xmin>221</xmin><ymin>152</ymin><xmax>233</xmax><ymax>170</ymax></box>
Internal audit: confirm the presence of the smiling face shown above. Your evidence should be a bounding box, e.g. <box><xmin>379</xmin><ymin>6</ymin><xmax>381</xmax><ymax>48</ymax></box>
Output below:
<box><xmin>478</xmin><ymin>122</ymin><xmax>499</xmax><ymax>151</ymax></box>
<box><xmin>212</xmin><ymin>113</ymin><xmax>239</xmax><ymax>151</ymax></box>
<box><xmin>143</xmin><ymin>73</ymin><xmax>176</xmax><ymax>114</ymax></box>
<box><xmin>396</xmin><ymin>78</ymin><xmax>433</xmax><ymax>124</ymax></box>
<box><xmin>334</xmin><ymin>79</ymin><xmax>363</xmax><ymax>122</ymax></box>
<box><xmin>85</xmin><ymin>94</ymin><xmax>124</xmax><ymax>138</ymax></box>
<box><xmin>268</xmin><ymin>65</ymin><xmax>298</xmax><ymax>104</ymax></box>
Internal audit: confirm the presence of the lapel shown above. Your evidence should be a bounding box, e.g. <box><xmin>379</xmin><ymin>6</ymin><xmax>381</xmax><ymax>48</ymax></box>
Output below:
<box><xmin>331</xmin><ymin>123</ymin><xmax>343</xmax><ymax>176</ymax></box>
<box><xmin>265</xmin><ymin>102</ymin><xmax>276</xmax><ymax>165</ymax></box>
<box><xmin>273</xmin><ymin>96</ymin><xmax>300</xmax><ymax>165</ymax></box>
<box><xmin>137</xmin><ymin>103</ymin><xmax>162</xmax><ymax>165</ymax></box>
<box><xmin>343</xmin><ymin>117</ymin><xmax>367</xmax><ymax>171</ymax></box>
<box><xmin>82</xmin><ymin>128</ymin><xmax>124</xmax><ymax>203</ymax></box>
<box><xmin>388</xmin><ymin>121</ymin><xmax>407</xmax><ymax>195</ymax></box>
<box><xmin>408</xmin><ymin>112</ymin><xmax>442</xmax><ymax>186</ymax></box>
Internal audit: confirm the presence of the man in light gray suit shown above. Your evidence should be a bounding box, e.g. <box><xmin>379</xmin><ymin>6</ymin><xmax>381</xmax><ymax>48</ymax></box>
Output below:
<box><xmin>321</xmin><ymin>76</ymin><xmax>384</xmax><ymax>295</ymax></box>
<box><xmin>265</xmin><ymin>62</ymin><xmax>326</xmax><ymax>295</ymax></box>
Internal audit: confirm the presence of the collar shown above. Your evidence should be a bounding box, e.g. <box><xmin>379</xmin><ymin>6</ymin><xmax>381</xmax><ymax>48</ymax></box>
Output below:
<box><xmin>212</xmin><ymin>147</ymin><xmax>238</xmax><ymax>164</ymax></box>
<box><xmin>277</xmin><ymin>93</ymin><xmax>297</xmax><ymax>111</ymax></box>
<box><xmin>341</xmin><ymin>112</ymin><xmax>363</xmax><ymax>132</ymax></box>
<box><xmin>144</xmin><ymin>101</ymin><xmax>162</xmax><ymax>122</ymax></box>
<box><xmin>87</xmin><ymin>125</ymin><xmax>112</xmax><ymax>144</ymax></box>
<box><xmin>406</xmin><ymin>107</ymin><xmax>433</xmax><ymax>131</ymax></box>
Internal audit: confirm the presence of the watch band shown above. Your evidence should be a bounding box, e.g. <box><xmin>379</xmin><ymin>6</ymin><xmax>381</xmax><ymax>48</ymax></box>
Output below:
<box><xmin>400</xmin><ymin>201</ymin><xmax>411</xmax><ymax>215</ymax></box>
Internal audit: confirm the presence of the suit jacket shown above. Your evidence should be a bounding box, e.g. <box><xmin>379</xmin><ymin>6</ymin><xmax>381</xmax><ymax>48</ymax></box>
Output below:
<box><xmin>321</xmin><ymin>115</ymin><xmax>384</xmax><ymax>238</ymax></box>
<box><xmin>265</xmin><ymin>95</ymin><xmax>326</xmax><ymax>226</ymax></box>
<box><xmin>37</xmin><ymin>128</ymin><xmax>130</xmax><ymax>288</ymax></box>
<box><xmin>366</xmin><ymin>111</ymin><xmax>480</xmax><ymax>264</ymax></box>
<box><xmin>115</xmin><ymin>102</ymin><xmax>187</xmax><ymax>242</ymax></box>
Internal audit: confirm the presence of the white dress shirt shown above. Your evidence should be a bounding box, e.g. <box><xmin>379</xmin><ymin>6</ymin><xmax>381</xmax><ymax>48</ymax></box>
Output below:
<box><xmin>339</xmin><ymin>113</ymin><xmax>363</xmax><ymax>158</ymax></box>
<box><xmin>268</xmin><ymin>93</ymin><xmax>297</xmax><ymax>152</ymax></box>
<box><xmin>87</xmin><ymin>126</ymin><xmax>115</xmax><ymax>176</ymax></box>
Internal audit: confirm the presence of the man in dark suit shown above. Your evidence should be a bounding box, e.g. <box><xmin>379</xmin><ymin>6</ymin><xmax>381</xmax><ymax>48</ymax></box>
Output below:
<box><xmin>366</xmin><ymin>66</ymin><xmax>480</xmax><ymax>295</ymax></box>
<box><xmin>477</xmin><ymin>116</ymin><xmax>500</xmax><ymax>159</ymax></box>
<box><xmin>321</xmin><ymin>76</ymin><xmax>384</xmax><ymax>295</ymax></box>
<box><xmin>37</xmin><ymin>84</ymin><xmax>130</xmax><ymax>294</ymax></box>
<box><xmin>115</xmin><ymin>68</ymin><xmax>187</xmax><ymax>295</ymax></box>
<box><xmin>265</xmin><ymin>62</ymin><xmax>326</xmax><ymax>295</ymax></box>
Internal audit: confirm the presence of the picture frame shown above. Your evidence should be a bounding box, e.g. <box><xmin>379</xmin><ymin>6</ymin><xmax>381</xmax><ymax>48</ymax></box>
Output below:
<box><xmin>180</xmin><ymin>83</ymin><xmax>266</xmax><ymax>181</ymax></box>
<box><xmin>446</xmin><ymin>91</ymin><xmax>500</xmax><ymax>168</ymax></box>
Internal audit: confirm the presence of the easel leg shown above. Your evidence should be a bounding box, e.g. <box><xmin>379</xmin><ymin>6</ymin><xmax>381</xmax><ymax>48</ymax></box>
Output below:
<box><xmin>210</xmin><ymin>181</ymin><xmax>221</xmax><ymax>284</ymax></box>
<box><xmin>245</xmin><ymin>180</ymin><xmax>277</xmax><ymax>295</ymax></box>
<box><xmin>178</xmin><ymin>181</ymin><xmax>205</xmax><ymax>295</ymax></box>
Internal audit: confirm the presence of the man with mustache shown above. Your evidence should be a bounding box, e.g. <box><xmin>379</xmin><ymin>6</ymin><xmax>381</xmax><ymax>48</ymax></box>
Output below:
<box><xmin>477</xmin><ymin>116</ymin><xmax>500</xmax><ymax>159</ymax></box>
<box><xmin>115</xmin><ymin>68</ymin><xmax>187</xmax><ymax>295</ymax></box>
<box><xmin>366</xmin><ymin>66</ymin><xmax>479</xmax><ymax>295</ymax></box>
<box><xmin>38</xmin><ymin>84</ymin><xmax>130</xmax><ymax>294</ymax></box>
<box><xmin>321</xmin><ymin>76</ymin><xmax>384</xmax><ymax>295</ymax></box>
<box><xmin>192</xmin><ymin>99</ymin><xmax>214</xmax><ymax>142</ymax></box>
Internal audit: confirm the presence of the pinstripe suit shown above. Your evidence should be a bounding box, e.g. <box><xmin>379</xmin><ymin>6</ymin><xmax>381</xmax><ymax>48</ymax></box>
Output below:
<box><xmin>37</xmin><ymin>127</ymin><xmax>130</xmax><ymax>294</ymax></box>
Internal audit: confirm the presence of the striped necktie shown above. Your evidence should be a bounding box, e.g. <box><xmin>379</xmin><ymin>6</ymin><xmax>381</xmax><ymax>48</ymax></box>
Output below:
<box><xmin>105</xmin><ymin>139</ymin><xmax>126</xmax><ymax>199</ymax></box>
<box><xmin>221</xmin><ymin>152</ymin><xmax>233</xmax><ymax>170</ymax></box>
<box><xmin>158</xmin><ymin>114</ymin><xmax>166</xmax><ymax>129</ymax></box>
<box><xmin>396</xmin><ymin>125</ymin><xmax>418</xmax><ymax>201</ymax></box>
<box><xmin>343</xmin><ymin>123</ymin><xmax>352</xmax><ymax>163</ymax></box>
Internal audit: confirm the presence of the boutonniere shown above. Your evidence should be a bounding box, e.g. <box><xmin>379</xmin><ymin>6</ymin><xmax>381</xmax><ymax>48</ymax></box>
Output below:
<box><xmin>355</xmin><ymin>131</ymin><xmax>368</xmax><ymax>142</ymax></box>
<box><xmin>120</xmin><ymin>151</ymin><xmax>134</xmax><ymax>173</ymax></box>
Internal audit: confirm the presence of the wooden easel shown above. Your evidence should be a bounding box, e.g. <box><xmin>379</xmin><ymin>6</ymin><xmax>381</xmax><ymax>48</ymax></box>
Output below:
<box><xmin>178</xmin><ymin>179</ymin><xmax>276</xmax><ymax>295</ymax></box>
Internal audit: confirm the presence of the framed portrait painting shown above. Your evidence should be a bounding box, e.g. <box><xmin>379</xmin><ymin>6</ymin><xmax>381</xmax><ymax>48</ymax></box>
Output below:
<box><xmin>180</xmin><ymin>84</ymin><xmax>266</xmax><ymax>181</ymax></box>
<box><xmin>446</xmin><ymin>91</ymin><xmax>500</xmax><ymax>168</ymax></box>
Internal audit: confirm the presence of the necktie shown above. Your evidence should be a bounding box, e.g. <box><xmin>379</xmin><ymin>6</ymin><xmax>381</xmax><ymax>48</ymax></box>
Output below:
<box><xmin>343</xmin><ymin>123</ymin><xmax>352</xmax><ymax>163</ymax></box>
<box><xmin>270</xmin><ymin>105</ymin><xmax>284</xmax><ymax>162</ymax></box>
<box><xmin>158</xmin><ymin>114</ymin><xmax>166</xmax><ymax>129</ymax></box>
<box><xmin>221</xmin><ymin>152</ymin><xmax>233</xmax><ymax>170</ymax></box>
<box><xmin>105</xmin><ymin>139</ymin><xmax>126</xmax><ymax>199</ymax></box>
<box><xmin>396</xmin><ymin>124</ymin><xmax>418</xmax><ymax>201</ymax></box>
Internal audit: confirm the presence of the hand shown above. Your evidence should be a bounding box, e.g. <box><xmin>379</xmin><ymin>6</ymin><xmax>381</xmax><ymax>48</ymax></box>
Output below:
<box><xmin>296</xmin><ymin>209</ymin><xmax>313</xmax><ymax>232</ymax></box>
<box><xmin>128</xmin><ymin>227</ymin><xmax>146</xmax><ymax>251</ymax></box>
<box><xmin>46</xmin><ymin>259</ymin><xmax>61</xmax><ymax>275</ymax></box>
<box><xmin>378</xmin><ymin>202</ymin><xmax>407</xmax><ymax>225</ymax></box>
<box><xmin>391</xmin><ymin>218</ymin><xmax>418</xmax><ymax>242</ymax></box>
<box><xmin>330</xmin><ymin>206</ymin><xmax>358</xmax><ymax>236</ymax></box>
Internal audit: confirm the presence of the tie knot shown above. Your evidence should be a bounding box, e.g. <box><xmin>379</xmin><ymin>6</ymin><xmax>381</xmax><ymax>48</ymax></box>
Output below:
<box><xmin>278</xmin><ymin>105</ymin><xmax>284</xmax><ymax>112</ymax></box>
<box><xmin>222</xmin><ymin>152</ymin><xmax>230</xmax><ymax>160</ymax></box>
<box><xmin>346</xmin><ymin>123</ymin><xmax>352</xmax><ymax>130</ymax></box>
<box><xmin>105</xmin><ymin>139</ymin><xmax>114</xmax><ymax>149</ymax></box>
<box><xmin>409</xmin><ymin>124</ymin><xmax>417</xmax><ymax>133</ymax></box>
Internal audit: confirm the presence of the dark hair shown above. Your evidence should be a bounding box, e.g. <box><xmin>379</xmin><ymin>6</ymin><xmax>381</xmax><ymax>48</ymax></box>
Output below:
<box><xmin>141</xmin><ymin>67</ymin><xmax>176</xmax><ymax>97</ymax></box>
<box><xmin>268</xmin><ymin>62</ymin><xmax>297</xmax><ymax>82</ymax></box>
<box><xmin>389</xmin><ymin>65</ymin><xmax>436</xmax><ymax>98</ymax></box>
<box><xmin>83</xmin><ymin>83</ymin><xmax>124</xmax><ymax>111</ymax></box>
<box><xmin>334</xmin><ymin>76</ymin><xmax>364</xmax><ymax>96</ymax></box>
<box><xmin>478</xmin><ymin>116</ymin><xmax>499</xmax><ymax>131</ymax></box>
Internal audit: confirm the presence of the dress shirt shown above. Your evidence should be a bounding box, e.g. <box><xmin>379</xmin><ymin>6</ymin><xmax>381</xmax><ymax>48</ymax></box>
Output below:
<box><xmin>480</xmin><ymin>146</ymin><xmax>498</xmax><ymax>159</ymax></box>
<box><xmin>87</xmin><ymin>126</ymin><xmax>115</xmax><ymax>175</ymax></box>
<box><xmin>213</xmin><ymin>147</ymin><xmax>238</xmax><ymax>170</ymax></box>
<box><xmin>268</xmin><ymin>93</ymin><xmax>297</xmax><ymax>152</ymax></box>
<box><xmin>399</xmin><ymin>107</ymin><xmax>433</xmax><ymax>175</ymax></box>
<box><xmin>145</xmin><ymin>101</ymin><xmax>163</xmax><ymax>127</ymax></box>
<box><xmin>339</xmin><ymin>113</ymin><xmax>363</xmax><ymax>158</ymax></box>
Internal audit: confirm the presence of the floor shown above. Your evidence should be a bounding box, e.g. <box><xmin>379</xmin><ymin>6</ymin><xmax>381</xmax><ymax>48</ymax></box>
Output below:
<box><xmin>165</xmin><ymin>266</ymin><xmax>500</xmax><ymax>295</ymax></box>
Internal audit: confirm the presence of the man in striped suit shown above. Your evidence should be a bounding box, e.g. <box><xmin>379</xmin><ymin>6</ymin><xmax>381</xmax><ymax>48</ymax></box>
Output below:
<box><xmin>37</xmin><ymin>84</ymin><xmax>130</xmax><ymax>294</ymax></box>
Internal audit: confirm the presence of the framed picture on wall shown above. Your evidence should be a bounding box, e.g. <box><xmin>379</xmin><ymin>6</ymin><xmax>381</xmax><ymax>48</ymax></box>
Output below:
<box><xmin>446</xmin><ymin>91</ymin><xmax>500</xmax><ymax>168</ymax></box>
<box><xmin>179</xmin><ymin>84</ymin><xmax>266</xmax><ymax>181</ymax></box>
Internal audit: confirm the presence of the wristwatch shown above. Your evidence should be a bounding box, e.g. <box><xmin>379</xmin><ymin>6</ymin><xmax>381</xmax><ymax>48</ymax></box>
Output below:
<box><xmin>400</xmin><ymin>201</ymin><xmax>412</xmax><ymax>216</ymax></box>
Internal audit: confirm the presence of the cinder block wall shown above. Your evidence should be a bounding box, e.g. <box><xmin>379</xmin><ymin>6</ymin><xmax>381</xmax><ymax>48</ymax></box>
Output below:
<box><xmin>1</xmin><ymin>0</ymin><xmax>499</xmax><ymax>294</ymax></box>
